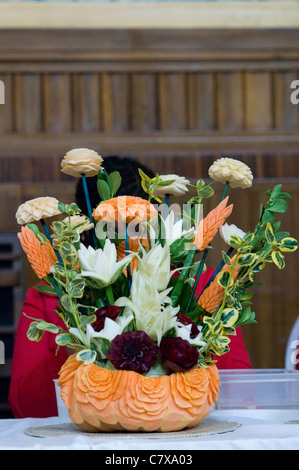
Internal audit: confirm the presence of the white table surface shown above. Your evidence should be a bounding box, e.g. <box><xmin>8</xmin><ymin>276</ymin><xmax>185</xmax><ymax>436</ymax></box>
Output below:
<box><xmin>0</xmin><ymin>409</ymin><xmax>299</xmax><ymax>450</ymax></box>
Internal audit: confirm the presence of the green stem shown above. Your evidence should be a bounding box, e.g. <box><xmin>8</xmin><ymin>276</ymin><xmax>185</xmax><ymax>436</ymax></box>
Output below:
<box><xmin>81</xmin><ymin>173</ymin><xmax>98</xmax><ymax>247</ymax></box>
<box><xmin>125</xmin><ymin>223</ymin><xmax>131</xmax><ymax>294</ymax></box>
<box><xmin>217</xmin><ymin>254</ymin><xmax>239</xmax><ymax>319</ymax></box>
<box><xmin>41</xmin><ymin>218</ymin><xmax>63</xmax><ymax>263</ymax></box>
<box><xmin>105</xmin><ymin>285</ymin><xmax>115</xmax><ymax>305</ymax></box>
<box><xmin>184</xmin><ymin>248</ymin><xmax>208</xmax><ymax>314</ymax></box>
<box><xmin>163</xmin><ymin>194</ymin><xmax>170</xmax><ymax>219</ymax></box>
<box><xmin>171</xmin><ymin>248</ymin><xmax>196</xmax><ymax>308</ymax></box>
<box><xmin>200</xmin><ymin>247</ymin><xmax>234</xmax><ymax>296</ymax></box>
<box><xmin>221</xmin><ymin>181</ymin><xmax>229</xmax><ymax>201</ymax></box>
<box><xmin>48</xmin><ymin>274</ymin><xmax>63</xmax><ymax>300</ymax></box>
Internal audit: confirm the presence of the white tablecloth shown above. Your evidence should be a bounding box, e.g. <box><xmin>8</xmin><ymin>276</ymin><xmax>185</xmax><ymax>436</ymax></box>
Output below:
<box><xmin>0</xmin><ymin>410</ymin><xmax>299</xmax><ymax>450</ymax></box>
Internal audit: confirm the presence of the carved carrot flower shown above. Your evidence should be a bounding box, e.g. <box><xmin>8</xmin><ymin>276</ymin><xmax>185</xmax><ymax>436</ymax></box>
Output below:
<box><xmin>18</xmin><ymin>225</ymin><xmax>57</xmax><ymax>279</ymax></box>
<box><xmin>197</xmin><ymin>257</ymin><xmax>239</xmax><ymax>313</ymax></box>
<box><xmin>193</xmin><ymin>196</ymin><xmax>233</xmax><ymax>251</ymax></box>
<box><xmin>92</xmin><ymin>196</ymin><xmax>157</xmax><ymax>224</ymax></box>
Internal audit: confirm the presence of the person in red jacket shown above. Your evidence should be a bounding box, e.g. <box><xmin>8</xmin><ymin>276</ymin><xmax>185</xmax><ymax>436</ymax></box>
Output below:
<box><xmin>9</xmin><ymin>157</ymin><xmax>252</xmax><ymax>419</ymax></box>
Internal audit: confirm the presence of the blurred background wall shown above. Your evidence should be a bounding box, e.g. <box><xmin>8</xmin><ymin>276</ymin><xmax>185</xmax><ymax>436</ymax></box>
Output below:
<box><xmin>0</xmin><ymin>0</ymin><xmax>298</xmax><ymax>417</ymax></box>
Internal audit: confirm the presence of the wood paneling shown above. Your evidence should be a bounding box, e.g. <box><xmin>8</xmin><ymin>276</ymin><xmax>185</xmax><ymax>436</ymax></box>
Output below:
<box><xmin>0</xmin><ymin>28</ymin><xmax>298</xmax><ymax>370</ymax></box>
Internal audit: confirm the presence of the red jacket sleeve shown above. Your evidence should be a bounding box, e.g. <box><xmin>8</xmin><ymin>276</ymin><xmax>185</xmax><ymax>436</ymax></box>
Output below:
<box><xmin>197</xmin><ymin>268</ymin><xmax>252</xmax><ymax>370</ymax></box>
<box><xmin>8</xmin><ymin>285</ymin><xmax>68</xmax><ymax>418</ymax></box>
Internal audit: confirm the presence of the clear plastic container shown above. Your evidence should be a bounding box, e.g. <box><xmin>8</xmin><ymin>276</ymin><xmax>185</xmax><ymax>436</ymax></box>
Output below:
<box><xmin>53</xmin><ymin>379</ymin><xmax>72</xmax><ymax>423</ymax></box>
<box><xmin>215</xmin><ymin>369</ymin><xmax>299</xmax><ymax>410</ymax></box>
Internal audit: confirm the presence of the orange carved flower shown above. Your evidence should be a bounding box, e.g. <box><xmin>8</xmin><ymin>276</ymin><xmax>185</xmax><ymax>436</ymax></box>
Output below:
<box><xmin>193</xmin><ymin>196</ymin><xmax>233</xmax><ymax>251</ymax></box>
<box><xmin>18</xmin><ymin>226</ymin><xmax>57</xmax><ymax>279</ymax></box>
<box><xmin>92</xmin><ymin>196</ymin><xmax>158</xmax><ymax>224</ymax></box>
<box><xmin>197</xmin><ymin>256</ymin><xmax>240</xmax><ymax>313</ymax></box>
<box><xmin>117</xmin><ymin>373</ymin><xmax>170</xmax><ymax>431</ymax></box>
<box><xmin>57</xmin><ymin>355</ymin><xmax>220</xmax><ymax>433</ymax></box>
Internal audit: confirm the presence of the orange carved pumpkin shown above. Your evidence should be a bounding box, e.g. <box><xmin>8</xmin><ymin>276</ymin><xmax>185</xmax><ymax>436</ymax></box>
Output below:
<box><xmin>57</xmin><ymin>355</ymin><xmax>220</xmax><ymax>432</ymax></box>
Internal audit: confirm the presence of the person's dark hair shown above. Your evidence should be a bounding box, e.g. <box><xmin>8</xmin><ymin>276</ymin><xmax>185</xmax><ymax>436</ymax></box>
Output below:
<box><xmin>75</xmin><ymin>156</ymin><xmax>155</xmax><ymax>215</ymax></box>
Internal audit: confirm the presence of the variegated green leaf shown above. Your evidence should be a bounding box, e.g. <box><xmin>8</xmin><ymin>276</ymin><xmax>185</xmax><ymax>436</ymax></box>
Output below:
<box><xmin>221</xmin><ymin>308</ymin><xmax>239</xmax><ymax>327</ymax></box>
<box><xmin>265</xmin><ymin>223</ymin><xmax>275</xmax><ymax>244</ymax></box>
<box><xmin>76</xmin><ymin>349</ymin><xmax>97</xmax><ymax>364</ymax></box>
<box><xmin>238</xmin><ymin>253</ymin><xmax>259</xmax><ymax>266</ymax></box>
<box><xmin>55</xmin><ymin>333</ymin><xmax>73</xmax><ymax>346</ymax></box>
<box><xmin>271</xmin><ymin>251</ymin><xmax>285</xmax><ymax>269</ymax></box>
<box><xmin>279</xmin><ymin>237</ymin><xmax>298</xmax><ymax>253</ymax></box>
<box><xmin>222</xmin><ymin>251</ymin><xmax>232</xmax><ymax>266</ymax></box>
<box><xmin>217</xmin><ymin>270</ymin><xmax>233</xmax><ymax>289</ymax></box>
<box><xmin>79</xmin><ymin>314</ymin><xmax>97</xmax><ymax>328</ymax></box>
<box><xmin>35</xmin><ymin>321</ymin><xmax>59</xmax><ymax>334</ymax></box>
<box><xmin>27</xmin><ymin>322</ymin><xmax>44</xmax><ymax>342</ymax></box>
<box><xmin>229</xmin><ymin>234</ymin><xmax>243</xmax><ymax>246</ymax></box>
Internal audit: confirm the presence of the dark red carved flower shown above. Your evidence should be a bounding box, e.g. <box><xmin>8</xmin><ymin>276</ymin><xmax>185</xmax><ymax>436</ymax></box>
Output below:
<box><xmin>107</xmin><ymin>331</ymin><xmax>159</xmax><ymax>374</ymax></box>
<box><xmin>92</xmin><ymin>306</ymin><xmax>121</xmax><ymax>332</ymax></box>
<box><xmin>176</xmin><ymin>312</ymin><xmax>200</xmax><ymax>339</ymax></box>
<box><xmin>159</xmin><ymin>336</ymin><xmax>199</xmax><ymax>372</ymax></box>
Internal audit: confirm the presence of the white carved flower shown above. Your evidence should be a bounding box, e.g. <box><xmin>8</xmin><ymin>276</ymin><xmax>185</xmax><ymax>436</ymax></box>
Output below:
<box><xmin>162</xmin><ymin>211</ymin><xmax>195</xmax><ymax>245</ymax></box>
<box><xmin>115</xmin><ymin>270</ymin><xmax>179</xmax><ymax>345</ymax></box>
<box><xmin>153</xmin><ymin>174</ymin><xmax>190</xmax><ymax>197</ymax></box>
<box><xmin>69</xmin><ymin>310</ymin><xmax>134</xmax><ymax>348</ymax></box>
<box><xmin>220</xmin><ymin>223</ymin><xmax>246</xmax><ymax>246</ymax></box>
<box><xmin>208</xmin><ymin>157</ymin><xmax>253</xmax><ymax>189</ymax></box>
<box><xmin>78</xmin><ymin>238</ymin><xmax>135</xmax><ymax>289</ymax></box>
<box><xmin>137</xmin><ymin>243</ymin><xmax>172</xmax><ymax>292</ymax></box>
<box><xmin>61</xmin><ymin>148</ymin><xmax>103</xmax><ymax>177</ymax></box>
<box><xmin>16</xmin><ymin>197</ymin><xmax>62</xmax><ymax>225</ymax></box>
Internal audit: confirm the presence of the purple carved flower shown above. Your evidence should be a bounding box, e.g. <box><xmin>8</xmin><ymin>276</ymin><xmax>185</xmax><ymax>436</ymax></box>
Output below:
<box><xmin>107</xmin><ymin>331</ymin><xmax>159</xmax><ymax>374</ymax></box>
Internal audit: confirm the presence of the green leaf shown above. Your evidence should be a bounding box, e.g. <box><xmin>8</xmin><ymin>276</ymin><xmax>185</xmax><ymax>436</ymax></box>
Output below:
<box><xmin>229</xmin><ymin>235</ymin><xmax>243</xmax><ymax>246</ymax></box>
<box><xmin>235</xmin><ymin>306</ymin><xmax>256</xmax><ymax>326</ymax></box>
<box><xmin>238</xmin><ymin>253</ymin><xmax>259</xmax><ymax>267</ymax></box>
<box><xmin>262</xmin><ymin>209</ymin><xmax>275</xmax><ymax>225</ymax></box>
<box><xmin>70</xmin><ymin>278</ymin><xmax>85</xmax><ymax>298</ymax></box>
<box><xmin>200</xmin><ymin>185</ymin><xmax>214</xmax><ymax>199</ymax></box>
<box><xmin>76</xmin><ymin>349</ymin><xmax>97</xmax><ymax>364</ymax></box>
<box><xmin>265</xmin><ymin>223</ymin><xmax>275</xmax><ymax>244</ymax></box>
<box><xmin>221</xmin><ymin>308</ymin><xmax>239</xmax><ymax>327</ymax></box>
<box><xmin>271</xmin><ymin>251</ymin><xmax>285</xmax><ymax>269</ymax></box>
<box><xmin>170</xmin><ymin>231</ymin><xmax>195</xmax><ymax>263</ymax></box>
<box><xmin>97</xmin><ymin>179</ymin><xmax>111</xmax><ymax>201</ymax></box>
<box><xmin>55</xmin><ymin>333</ymin><xmax>73</xmax><ymax>346</ymax></box>
<box><xmin>34</xmin><ymin>284</ymin><xmax>57</xmax><ymax>295</ymax></box>
<box><xmin>157</xmin><ymin>178</ymin><xmax>175</xmax><ymax>187</ymax></box>
<box><xmin>58</xmin><ymin>202</ymin><xmax>67</xmax><ymax>213</ymax></box>
<box><xmin>269</xmin><ymin>199</ymin><xmax>288</xmax><ymax>213</ymax></box>
<box><xmin>279</xmin><ymin>237</ymin><xmax>298</xmax><ymax>253</ymax></box>
<box><xmin>90</xmin><ymin>337</ymin><xmax>111</xmax><ymax>359</ymax></box>
<box><xmin>60</xmin><ymin>294</ymin><xmax>73</xmax><ymax>313</ymax></box>
<box><xmin>222</xmin><ymin>251</ymin><xmax>232</xmax><ymax>266</ymax></box>
<box><xmin>107</xmin><ymin>171</ymin><xmax>122</xmax><ymax>197</ymax></box>
<box><xmin>60</xmin><ymin>242</ymin><xmax>78</xmax><ymax>263</ymax></box>
<box><xmin>27</xmin><ymin>322</ymin><xmax>44</xmax><ymax>342</ymax></box>
<box><xmin>36</xmin><ymin>321</ymin><xmax>59</xmax><ymax>334</ymax></box>
<box><xmin>213</xmin><ymin>321</ymin><xmax>223</xmax><ymax>335</ymax></box>
<box><xmin>79</xmin><ymin>314</ymin><xmax>97</xmax><ymax>328</ymax></box>
<box><xmin>223</xmin><ymin>326</ymin><xmax>236</xmax><ymax>336</ymax></box>
<box><xmin>217</xmin><ymin>270</ymin><xmax>233</xmax><ymax>289</ymax></box>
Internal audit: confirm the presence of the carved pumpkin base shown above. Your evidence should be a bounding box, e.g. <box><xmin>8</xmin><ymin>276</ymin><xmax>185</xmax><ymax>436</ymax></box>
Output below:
<box><xmin>57</xmin><ymin>354</ymin><xmax>220</xmax><ymax>433</ymax></box>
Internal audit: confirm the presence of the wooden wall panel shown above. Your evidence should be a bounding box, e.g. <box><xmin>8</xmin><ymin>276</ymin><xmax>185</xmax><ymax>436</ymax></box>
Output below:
<box><xmin>43</xmin><ymin>74</ymin><xmax>72</xmax><ymax>133</ymax></box>
<box><xmin>0</xmin><ymin>28</ymin><xmax>298</xmax><ymax>370</ymax></box>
